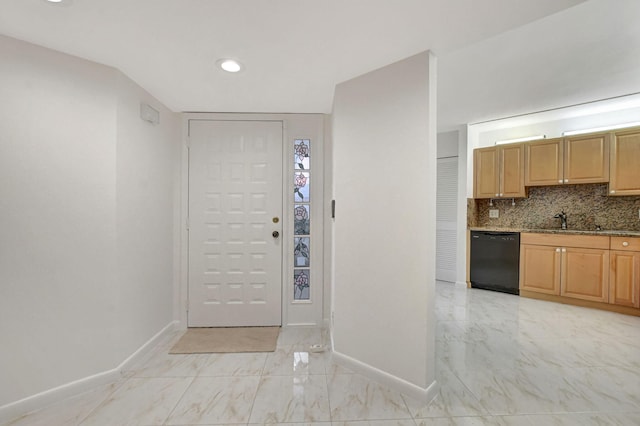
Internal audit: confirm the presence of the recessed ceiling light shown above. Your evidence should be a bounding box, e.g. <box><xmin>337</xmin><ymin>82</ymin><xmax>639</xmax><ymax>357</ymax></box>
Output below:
<box><xmin>217</xmin><ymin>59</ymin><xmax>243</xmax><ymax>73</ymax></box>
<box><xmin>46</xmin><ymin>0</ymin><xmax>64</xmax><ymax>3</ymax></box>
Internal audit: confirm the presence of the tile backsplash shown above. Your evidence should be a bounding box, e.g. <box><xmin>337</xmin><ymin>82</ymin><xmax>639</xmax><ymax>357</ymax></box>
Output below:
<box><xmin>470</xmin><ymin>184</ymin><xmax>640</xmax><ymax>231</ymax></box>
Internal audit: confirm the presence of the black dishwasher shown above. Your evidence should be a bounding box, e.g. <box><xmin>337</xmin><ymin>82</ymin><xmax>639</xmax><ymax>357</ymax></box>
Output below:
<box><xmin>470</xmin><ymin>231</ymin><xmax>520</xmax><ymax>295</ymax></box>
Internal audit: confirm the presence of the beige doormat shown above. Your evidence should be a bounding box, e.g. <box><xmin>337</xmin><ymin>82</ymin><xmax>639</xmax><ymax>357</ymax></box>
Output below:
<box><xmin>169</xmin><ymin>327</ymin><xmax>280</xmax><ymax>354</ymax></box>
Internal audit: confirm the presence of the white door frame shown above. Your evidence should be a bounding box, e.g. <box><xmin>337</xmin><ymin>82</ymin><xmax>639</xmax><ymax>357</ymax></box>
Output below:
<box><xmin>178</xmin><ymin>113</ymin><xmax>325</xmax><ymax>329</ymax></box>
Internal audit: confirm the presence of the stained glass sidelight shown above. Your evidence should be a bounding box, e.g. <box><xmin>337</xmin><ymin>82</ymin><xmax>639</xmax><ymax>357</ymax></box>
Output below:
<box><xmin>293</xmin><ymin>139</ymin><xmax>311</xmax><ymax>301</ymax></box>
<box><xmin>294</xmin><ymin>237</ymin><xmax>310</xmax><ymax>267</ymax></box>
<box><xmin>294</xmin><ymin>139</ymin><xmax>310</xmax><ymax>170</ymax></box>
<box><xmin>294</xmin><ymin>204</ymin><xmax>310</xmax><ymax>235</ymax></box>
<box><xmin>294</xmin><ymin>269</ymin><xmax>310</xmax><ymax>300</ymax></box>
<box><xmin>294</xmin><ymin>172</ymin><xmax>310</xmax><ymax>202</ymax></box>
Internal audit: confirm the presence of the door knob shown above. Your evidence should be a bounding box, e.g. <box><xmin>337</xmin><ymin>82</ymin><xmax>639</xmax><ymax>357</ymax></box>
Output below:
<box><xmin>272</xmin><ymin>231</ymin><xmax>280</xmax><ymax>238</ymax></box>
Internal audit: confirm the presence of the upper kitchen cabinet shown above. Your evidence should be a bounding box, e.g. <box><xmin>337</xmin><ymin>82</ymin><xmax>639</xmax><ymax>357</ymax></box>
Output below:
<box><xmin>609</xmin><ymin>126</ymin><xmax>640</xmax><ymax>196</ymax></box>
<box><xmin>474</xmin><ymin>146</ymin><xmax>498</xmax><ymax>198</ymax></box>
<box><xmin>564</xmin><ymin>133</ymin><xmax>610</xmax><ymax>184</ymax></box>
<box><xmin>473</xmin><ymin>143</ymin><xmax>525</xmax><ymax>199</ymax></box>
<box><xmin>525</xmin><ymin>138</ymin><xmax>563</xmax><ymax>186</ymax></box>
<box><xmin>524</xmin><ymin>133</ymin><xmax>609</xmax><ymax>187</ymax></box>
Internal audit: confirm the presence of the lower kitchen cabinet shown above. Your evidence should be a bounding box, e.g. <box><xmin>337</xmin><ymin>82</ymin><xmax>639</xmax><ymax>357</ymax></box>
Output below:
<box><xmin>520</xmin><ymin>244</ymin><xmax>561</xmax><ymax>295</ymax></box>
<box><xmin>520</xmin><ymin>233</ymin><xmax>609</xmax><ymax>303</ymax></box>
<box><xmin>561</xmin><ymin>247</ymin><xmax>609</xmax><ymax>303</ymax></box>
<box><xmin>609</xmin><ymin>236</ymin><xmax>640</xmax><ymax>308</ymax></box>
<box><xmin>610</xmin><ymin>251</ymin><xmax>640</xmax><ymax>308</ymax></box>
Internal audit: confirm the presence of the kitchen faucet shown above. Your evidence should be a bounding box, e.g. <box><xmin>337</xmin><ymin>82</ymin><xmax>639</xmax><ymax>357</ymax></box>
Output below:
<box><xmin>554</xmin><ymin>211</ymin><xmax>568</xmax><ymax>230</ymax></box>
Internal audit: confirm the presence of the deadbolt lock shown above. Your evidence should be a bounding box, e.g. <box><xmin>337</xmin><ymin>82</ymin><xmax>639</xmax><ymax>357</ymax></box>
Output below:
<box><xmin>272</xmin><ymin>217</ymin><xmax>280</xmax><ymax>223</ymax></box>
<box><xmin>272</xmin><ymin>231</ymin><xmax>280</xmax><ymax>238</ymax></box>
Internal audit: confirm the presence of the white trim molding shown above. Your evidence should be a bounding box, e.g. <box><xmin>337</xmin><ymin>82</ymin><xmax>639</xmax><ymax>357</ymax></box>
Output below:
<box><xmin>331</xmin><ymin>350</ymin><xmax>439</xmax><ymax>404</ymax></box>
<box><xmin>0</xmin><ymin>321</ymin><xmax>177</xmax><ymax>424</ymax></box>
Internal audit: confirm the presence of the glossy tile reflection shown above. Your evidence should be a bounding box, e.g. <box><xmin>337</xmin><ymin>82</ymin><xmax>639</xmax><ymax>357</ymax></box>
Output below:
<box><xmin>6</xmin><ymin>283</ymin><xmax>640</xmax><ymax>425</ymax></box>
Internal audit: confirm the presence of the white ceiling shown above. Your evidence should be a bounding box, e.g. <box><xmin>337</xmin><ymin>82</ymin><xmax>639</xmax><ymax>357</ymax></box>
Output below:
<box><xmin>2</xmin><ymin>0</ymin><xmax>638</xmax><ymax>131</ymax></box>
<box><xmin>438</xmin><ymin>0</ymin><xmax>640</xmax><ymax>131</ymax></box>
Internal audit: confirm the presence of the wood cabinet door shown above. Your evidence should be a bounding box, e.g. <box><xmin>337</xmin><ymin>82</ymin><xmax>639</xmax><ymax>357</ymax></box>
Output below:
<box><xmin>609</xmin><ymin>127</ymin><xmax>640</xmax><ymax>196</ymax></box>
<box><xmin>609</xmin><ymin>250</ymin><xmax>640</xmax><ymax>308</ymax></box>
<box><xmin>564</xmin><ymin>133</ymin><xmax>610</xmax><ymax>184</ymax></box>
<box><xmin>520</xmin><ymin>244</ymin><xmax>561</xmax><ymax>295</ymax></box>
<box><xmin>474</xmin><ymin>147</ymin><xmax>499</xmax><ymax>199</ymax></box>
<box><xmin>500</xmin><ymin>143</ymin><xmax>525</xmax><ymax>197</ymax></box>
<box><xmin>525</xmin><ymin>138</ymin><xmax>563</xmax><ymax>186</ymax></box>
<box><xmin>561</xmin><ymin>247</ymin><xmax>609</xmax><ymax>302</ymax></box>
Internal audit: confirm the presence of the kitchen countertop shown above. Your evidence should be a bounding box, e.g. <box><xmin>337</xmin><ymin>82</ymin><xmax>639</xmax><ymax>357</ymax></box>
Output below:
<box><xmin>469</xmin><ymin>226</ymin><xmax>640</xmax><ymax>237</ymax></box>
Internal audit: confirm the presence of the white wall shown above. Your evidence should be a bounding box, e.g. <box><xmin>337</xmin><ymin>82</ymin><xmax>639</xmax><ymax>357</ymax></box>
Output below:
<box><xmin>332</xmin><ymin>51</ymin><xmax>438</xmax><ymax>400</ymax></box>
<box><xmin>0</xmin><ymin>35</ymin><xmax>180</xmax><ymax>410</ymax></box>
<box><xmin>0</xmin><ymin>35</ymin><xmax>118</xmax><ymax>406</ymax></box>
<box><xmin>115</xmin><ymin>73</ymin><xmax>181</xmax><ymax>361</ymax></box>
<box><xmin>437</xmin><ymin>130</ymin><xmax>458</xmax><ymax>158</ymax></box>
<box><xmin>438</xmin><ymin>0</ymin><xmax>640</xmax><ymax>132</ymax></box>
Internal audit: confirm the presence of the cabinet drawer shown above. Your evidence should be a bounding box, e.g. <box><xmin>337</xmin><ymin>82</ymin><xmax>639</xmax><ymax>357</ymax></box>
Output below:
<box><xmin>521</xmin><ymin>233</ymin><xmax>609</xmax><ymax>249</ymax></box>
<box><xmin>610</xmin><ymin>236</ymin><xmax>640</xmax><ymax>252</ymax></box>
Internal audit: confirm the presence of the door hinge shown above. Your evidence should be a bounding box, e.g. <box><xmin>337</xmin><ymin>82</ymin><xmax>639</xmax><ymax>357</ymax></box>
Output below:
<box><xmin>185</xmin><ymin>137</ymin><xmax>190</xmax><ymax>148</ymax></box>
<box><xmin>186</xmin><ymin>217</ymin><xmax>190</xmax><ymax>230</ymax></box>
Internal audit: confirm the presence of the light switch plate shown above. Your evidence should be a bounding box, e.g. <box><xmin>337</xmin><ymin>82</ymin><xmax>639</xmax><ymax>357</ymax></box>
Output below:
<box><xmin>489</xmin><ymin>209</ymin><xmax>499</xmax><ymax>218</ymax></box>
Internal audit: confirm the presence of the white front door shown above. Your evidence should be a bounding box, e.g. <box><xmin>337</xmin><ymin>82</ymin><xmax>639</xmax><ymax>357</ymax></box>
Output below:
<box><xmin>188</xmin><ymin>120</ymin><xmax>283</xmax><ymax>327</ymax></box>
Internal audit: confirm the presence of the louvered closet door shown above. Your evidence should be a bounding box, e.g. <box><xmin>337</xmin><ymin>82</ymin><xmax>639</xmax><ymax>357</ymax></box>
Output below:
<box><xmin>188</xmin><ymin>120</ymin><xmax>283</xmax><ymax>327</ymax></box>
<box><xmin>436</xmin><ymin>157</ymin><xmax>458</xmax><ymax>282</ymax></box>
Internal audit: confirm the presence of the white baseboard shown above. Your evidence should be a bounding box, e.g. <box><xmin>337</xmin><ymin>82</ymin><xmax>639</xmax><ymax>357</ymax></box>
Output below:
<box><xmin>331</xmin><ymin>351</ymin><xmax>439</xmax><ymax>404</ymax></box>
<box><xmin>116</xmin><ymin>321</ymin><xmax>178</xmax><ymax>372</ymax></box>
<box><xmin>455</xmin><ymin>280</ymin><xmax>469</xmax><ymax>287</ymax></box>
<box><xmin>283</xmin><ymin>322</ymin><xmax>319</xmax><ymax>327</ymax></box>
<box><xmin>0</xmin><ymin>369</ymin><xmax>121</xmax><ymax>425</ymax></box>
<box><xmin>0</xmin><ymin>321</ymin><xmax>177</xmax><ymax>424</ymax></box>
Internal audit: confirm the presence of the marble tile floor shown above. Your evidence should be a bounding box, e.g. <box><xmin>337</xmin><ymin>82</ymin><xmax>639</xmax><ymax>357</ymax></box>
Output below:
<box><xmin>6</xmin><ymin>281</ymin><xmax>640</xmax><ymax>425</ymax></box>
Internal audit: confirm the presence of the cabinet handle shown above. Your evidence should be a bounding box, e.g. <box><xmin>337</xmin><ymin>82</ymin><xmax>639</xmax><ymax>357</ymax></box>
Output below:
<box><xmin>558</xmin><ymin>180</ymin><xmax>563</xmax><ymax>183</ymax></box>
<box><xmin>562</xmin><ymin>248</ymin><xmax>566</xmax><ymax>252</ymax></box>
<box><xmin>623</xmin><ymin>241</ymin><xmax>630</xmax><ymax>247</ymax></box>
<box><xmin>500</xmin><ymin>193</ymin><xmax>503</xmax><ymax>197</ymax></box>
<box><xmin>611</xmin><ymin>190</ymin><xmax>616</xmax><ymax>194</ymax></box>
<box><xmin>556</xmin><ymin>248</ymin><xmax>561</xmax><ymax>252</ymax></box>
<box><xmin>564</xmin><ymin>179</ymin><xmax>569</xmax><ymax>183</ymax></box>
<box><xmin>495</xmin><ymin>193</ymin><xmax>499</xmax><ymax>197</ymax></box>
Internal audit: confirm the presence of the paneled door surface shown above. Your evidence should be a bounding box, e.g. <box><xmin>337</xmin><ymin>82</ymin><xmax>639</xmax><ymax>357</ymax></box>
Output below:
<box><xmin>188</xmin><ymin>120</ymin><xmax>283</xmax><ymax>327</ymax></box>
<box><xmin>436</xmin><ymin>156</ymin><xmax>458</xmax><ymax>282</ymax></box>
